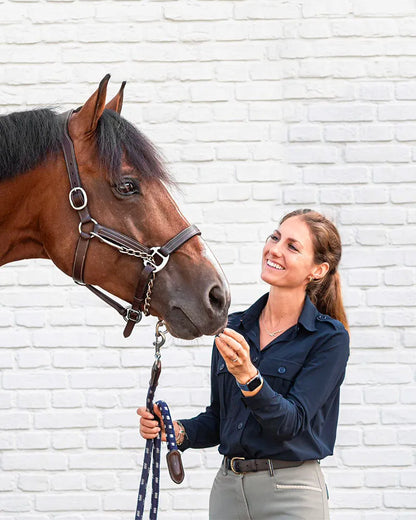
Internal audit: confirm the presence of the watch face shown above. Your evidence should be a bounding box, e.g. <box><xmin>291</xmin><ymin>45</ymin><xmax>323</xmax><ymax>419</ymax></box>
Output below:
<box><xmin>247</xmin><ymin>376</ymin><xmax>262</xmax><ymax>391</ymax></box>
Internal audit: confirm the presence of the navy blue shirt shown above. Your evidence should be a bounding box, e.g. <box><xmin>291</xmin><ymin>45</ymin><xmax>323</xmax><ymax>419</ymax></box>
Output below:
<box><xmin>180</xmin><ymin>293</ymin><xmax>350</xmax><ymax>461</ymax></box>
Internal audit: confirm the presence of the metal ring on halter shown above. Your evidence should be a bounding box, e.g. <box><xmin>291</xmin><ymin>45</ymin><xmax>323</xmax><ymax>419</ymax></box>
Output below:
<box><xmin>144</xmin><ymin>247</ymin><xmax>170</xmax><ymax>273</ymax></box>
<box><xmin>69</xmin><ymin>187</ymin><xmax>88</xmax><ymax>210</ymax></box>
<box><xmin>78</xmin><ymin>218</ymin><xmax>97</xmax><ymax>236</ymax></box>
<box><xmin>123</xmin><ymin>307</ymin><xmax>143</xmax><ymax>324</ymax></box>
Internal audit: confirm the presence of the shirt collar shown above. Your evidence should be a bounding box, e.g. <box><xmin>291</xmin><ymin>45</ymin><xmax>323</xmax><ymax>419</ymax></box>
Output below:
<box><xmin>240</xmin><ymin>292</ymin><xmax>318</xmax><ymax>333</ymax></box>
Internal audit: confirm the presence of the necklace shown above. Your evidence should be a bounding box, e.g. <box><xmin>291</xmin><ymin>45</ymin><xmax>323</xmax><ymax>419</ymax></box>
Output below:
<box><xmin>260</xmin><ymin>312</ymin><xmax>284</xmax><ymax>337</ymax></box>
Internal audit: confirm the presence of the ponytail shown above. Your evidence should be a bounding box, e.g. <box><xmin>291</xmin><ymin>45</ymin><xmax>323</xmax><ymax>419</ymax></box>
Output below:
<box><xmin>307</xmin><ymin>271</ymin><xmax>349</xmax><ymax>331</ymax></box>
<box><xmin>280</xmin><ymin>209</ymin><xmax>349</xmax><ymax>331</ymax></box>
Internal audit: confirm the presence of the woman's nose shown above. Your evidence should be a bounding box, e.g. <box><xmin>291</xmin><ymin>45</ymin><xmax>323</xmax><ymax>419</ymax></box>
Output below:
<box><xmin>269</xmin><ymin>241</ymin><xmax>283</xmax><ymax>256</ymax></box>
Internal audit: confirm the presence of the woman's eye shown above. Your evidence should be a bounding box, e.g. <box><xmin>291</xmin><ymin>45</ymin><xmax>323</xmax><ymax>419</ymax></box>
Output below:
<box><xmin>115</xmin><ymin>179</ymin><xmax>139</xmax><ymax>196</ymax></box>
<box><xmin>269</xmin><ymin>234</ymin><xmax>279</xmax><ymax>242</ymax></box>
<box><xmin>288</xmin><ymin>244</ymin><xmax>298</xmax><ymax>252</ymax></box>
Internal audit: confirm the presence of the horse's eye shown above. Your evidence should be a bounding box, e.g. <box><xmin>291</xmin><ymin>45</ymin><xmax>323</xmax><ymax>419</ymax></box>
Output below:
<box><xmin>115</xmin><ymin>178</ymin><xmax>139</xmax><ymax>196</ymax></box>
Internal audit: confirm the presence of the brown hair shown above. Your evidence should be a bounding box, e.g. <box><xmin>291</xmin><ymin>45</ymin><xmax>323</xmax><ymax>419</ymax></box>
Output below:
<box><xmin>280</xmin><ymin>209</ymin><xmax>349</xmax><ymax>330</ymax></box>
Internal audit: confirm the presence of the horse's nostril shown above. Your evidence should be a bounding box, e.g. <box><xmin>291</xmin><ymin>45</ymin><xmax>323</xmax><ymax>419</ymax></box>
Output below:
<box><xmin>209</xmin><ymin>285</ymin><xmax>226</xmax><ymax>312</ymax></box>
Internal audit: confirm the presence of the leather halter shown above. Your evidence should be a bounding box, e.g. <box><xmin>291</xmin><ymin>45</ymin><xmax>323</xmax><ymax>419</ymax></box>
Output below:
<box><xmin>60</xmin><ymin>109</ymin><xmax>201</xmax><ymax>337</ymax></box>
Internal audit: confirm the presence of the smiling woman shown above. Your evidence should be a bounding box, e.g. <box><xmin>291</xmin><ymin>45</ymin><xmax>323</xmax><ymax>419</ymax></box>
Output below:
<box><xmin>138</xmin><ymin>208</ymin><xmax>350</xmax><ymax>520</ymax></box>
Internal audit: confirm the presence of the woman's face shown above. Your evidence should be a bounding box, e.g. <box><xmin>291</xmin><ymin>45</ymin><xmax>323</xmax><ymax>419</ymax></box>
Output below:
<box><xmin>261</xmin><ymin>216</ymin><xmax>327</xmax><ymax>290</ymax></box>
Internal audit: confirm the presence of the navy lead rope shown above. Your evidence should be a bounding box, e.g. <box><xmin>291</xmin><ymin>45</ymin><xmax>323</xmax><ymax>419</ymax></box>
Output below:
<box><xmin>135</xmin><ymin>321</ymin><xmax>184</xmax><ymax>520</ymax></box>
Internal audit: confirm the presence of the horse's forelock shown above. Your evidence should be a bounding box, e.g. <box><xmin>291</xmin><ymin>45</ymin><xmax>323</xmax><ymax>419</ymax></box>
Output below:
<box><xmin>96</xmin><ymin>110</ymin><xmax>173</xmax><ymax>187</ymax></box>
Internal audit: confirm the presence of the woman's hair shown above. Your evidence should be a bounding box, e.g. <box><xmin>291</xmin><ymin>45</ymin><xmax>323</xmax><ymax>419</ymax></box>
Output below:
<box><xmin>280</xmin><ymin>209</ymin><xmax>348</xmax><ymax>330</ymax></box>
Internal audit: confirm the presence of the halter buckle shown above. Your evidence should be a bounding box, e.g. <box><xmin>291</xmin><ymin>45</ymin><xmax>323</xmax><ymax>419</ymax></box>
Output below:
<box><xmin>69</xmin><ymin>187</ymin><xmax>88</xmax><ymax>210</ymax></box>
<box><xmin>124</xmin><ymin>307</ymin><xmax>143</xmax><ymax>324</ymax></box>
<box><xmin>145</xmin><ymin>247</ymin><xmax>170</xmax><ymax>273</ymax></box>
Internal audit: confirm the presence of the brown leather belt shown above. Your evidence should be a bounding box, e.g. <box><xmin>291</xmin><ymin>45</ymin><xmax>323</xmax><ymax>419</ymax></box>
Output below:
<box><xmin>224</xmin><ymin>456</ymin><xmax>304</xmax><ymax>475</ymax></box>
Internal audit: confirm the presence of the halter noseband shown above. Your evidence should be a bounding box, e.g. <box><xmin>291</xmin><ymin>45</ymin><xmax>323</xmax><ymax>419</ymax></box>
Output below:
<box><xmin>60</xmin><ymin>109</ymin><xmax>201</xmax><ymax>337</ymax></box>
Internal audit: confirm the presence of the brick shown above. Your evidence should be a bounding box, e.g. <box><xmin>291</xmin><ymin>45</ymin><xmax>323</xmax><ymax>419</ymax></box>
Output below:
<box><xmin>384</xmin><ymin>491</ymin><xmax>416</xmax><ymax>508</ymax></box>
<box><xmin>35</xmin><ymin>412</ymin><xmax>97</xmax><ymax>429</ymax></box>
<box><xmin>367</xmin><ymin>288</ymin><xmax>416</xmax><ymax>307</ymax></box>
<box><xmin>304</xmin><ymin>166</ymin><xmax>370</xmax><ymax>184</ymax></box>
<box><xmin>360</xmin><ymin>125</ymin><xmax>394</xmax><ymax>141</ymax></box>
<box><xmin>354</xmin><ymin>186</ymin><xmax>389</xmax><ymax>203</ymax></box>
<box><xmin>342</xmin><ymin>449</ymin><xmax>413</xmax><ymax>467</ymax></box>
<box><xmin>324</xmin><ymin>125</ymin><xmax>359</xmax><ymax>142</ymax></box>
<box><xmin>391</xmin><ymin>186</ymin><xmax>416</xmax><ymax>203</ymax></box>
<box><xmin>303</xmin><ymin>1</ymin><xmax>351</xmax><ymax>17</ymax></box>
<box><xmin>35</xmin><ymin>494</ymin><xmax>99</xmax><ymax>512</ymax></box>
<box><xmin>364</xmin><ymin>428</ymin><xmax>397</xmax><ymax>445</ymax></box>
<box><xmin>355</xmin><ymin>229</ymin><xmax>388</xmax><ymax>246</ymax></box>
<box><xmin>373</xmin><ymin>166</ymin><xmax>416</xmax><ymax>182</ymax></box>
<box><xmin>2</xmin><ymin>453</ymin><xmax>67</xmax><ymax>471</ymax></box>
<box><xmin>165</xmin><ymin>3</ymin><xmax>232</xmax><ymax>21</ymax></box>
<box><xmin>309</xmin><ymin>104</ymin><xmax>375</xmax><ymax>122</ymax></box>
<box><xmin>70</xmin><ymin>372</ymin><xmax>137</xmax><ymax>389</ymax></box>
<box><xmin>289</xmin><ymin>124</ymin><xmax>322</xmax><ymax>142</ymax></box>
<box><xmin>285</xmin><ymin>145</ymin><xmax>338</xmax><ymax>164</ymax></box>
<box><xmin>235</xmin><ymin>2</ymin><xmax>300</xmax><ymax>19</ymax></box>
<box><xmin>345</xmin><ymin>144</ymin><xmax>411</xmax><ymax>163</ymax></box>
<box><xmin>365</xmin><ymin>471</ymin><xmax>399</xmax><ymax>488</ymax></box>
<box><xmin>384</xmin><ymin>268</ymin><xmax>415</xmax><ymax>286</ymax></box>
<box><xmin>353</xmin><ymin>0</ymin><xmax>416</xmax><ymax>16</ymax></box>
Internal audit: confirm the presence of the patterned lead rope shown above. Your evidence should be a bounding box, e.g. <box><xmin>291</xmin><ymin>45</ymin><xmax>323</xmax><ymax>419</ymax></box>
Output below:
<box><xmin>135</xmin><ymin>322</ymin><xmax>184</xmax><ymax>520</ymax></box>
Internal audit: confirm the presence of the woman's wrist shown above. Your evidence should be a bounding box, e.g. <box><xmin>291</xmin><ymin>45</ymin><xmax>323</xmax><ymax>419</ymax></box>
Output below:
<box><xmin>175</xmin><ymin>420</ymin><xmax>186</xmax><ymax>446</ymax></box>
<box><xmin>235</xmin><ymin>366</ymin><xmax>258</xmax><ymax>385</ymax></box>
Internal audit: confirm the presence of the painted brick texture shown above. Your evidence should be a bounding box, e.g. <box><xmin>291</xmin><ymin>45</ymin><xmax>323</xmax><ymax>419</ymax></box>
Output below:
<box><xmin>0</xmin><ymin>1</ymin><xmax>415</xmax><ymax>519</ymax></box>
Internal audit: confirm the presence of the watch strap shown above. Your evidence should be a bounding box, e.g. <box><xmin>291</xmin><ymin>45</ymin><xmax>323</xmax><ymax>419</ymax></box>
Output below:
<box><xmin>236</xmin><ymin>371</ymin><xmax>263</xmax><ymax>392</ymax></box>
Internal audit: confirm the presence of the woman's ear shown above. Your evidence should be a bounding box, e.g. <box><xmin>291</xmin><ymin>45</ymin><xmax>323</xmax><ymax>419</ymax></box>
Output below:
<box><xmin>311</xmin><ymin>262</ymin><xmax>330</xmax><ymax>281</ymax></box>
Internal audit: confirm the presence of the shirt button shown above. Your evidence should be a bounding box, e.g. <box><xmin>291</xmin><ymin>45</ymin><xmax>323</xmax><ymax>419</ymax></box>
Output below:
<box><xmin>219</xmin><ymin>363</ymin><xmax>225</xmax><ymax>370</ymax></box>
<box><xmin>278</xmin><ymin>366</ymin><xmax>286</xmax><ymax>374</ymax></box>
<box><xmin>237</xmin><ymin>422</ymin><xmax>243</xmax><ymax>430</ymax></box>
<box><xmin>253</xmin><ymin>356</ymin><xmax>258</xmax><ymax>363</ymax></box>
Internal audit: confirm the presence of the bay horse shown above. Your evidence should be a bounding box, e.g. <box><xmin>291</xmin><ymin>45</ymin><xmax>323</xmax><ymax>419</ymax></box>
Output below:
<box><xmin>0</xmin><ymin>75</ymin><xmax>230</xmax><ymax>339</ymax></box>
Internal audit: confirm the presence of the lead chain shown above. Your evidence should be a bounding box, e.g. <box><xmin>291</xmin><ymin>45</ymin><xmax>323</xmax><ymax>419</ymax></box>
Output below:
<box><xmin>143</xmin><ymin>272</ymin><xmax>156</xmax><ymax>316</ymax></box>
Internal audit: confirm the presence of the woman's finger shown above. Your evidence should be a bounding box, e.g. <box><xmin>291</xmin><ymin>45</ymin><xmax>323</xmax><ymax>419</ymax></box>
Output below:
<box><xmin>215</xmin><ymin>336</ymin><xmax>239</xmax><ymax>361</ymax></box>
<box><xmin>222</xmin><ymin>328</ymin><xmax>250</xmax><ymax>349</ymax></box>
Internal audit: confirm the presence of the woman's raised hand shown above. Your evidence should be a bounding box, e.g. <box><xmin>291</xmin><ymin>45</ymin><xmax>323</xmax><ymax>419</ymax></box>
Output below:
<box><xmin>215</xmin><ymin>328</ymin><xmax>257</xmax><ymax>385</ymax></box>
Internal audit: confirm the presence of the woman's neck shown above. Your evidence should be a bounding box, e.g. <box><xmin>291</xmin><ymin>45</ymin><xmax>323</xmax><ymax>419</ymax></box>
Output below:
<box><xmin>263</xmin><ymin>286</ymin><xmax>306</xmax><ymax>325</ymax></box>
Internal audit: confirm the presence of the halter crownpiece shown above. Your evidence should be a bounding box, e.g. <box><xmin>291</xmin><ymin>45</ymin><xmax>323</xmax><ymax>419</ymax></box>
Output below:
<box><xmin>60</xmin><ymin>109</ymin><xmax>201</xmax><ymax>337</ymax></box>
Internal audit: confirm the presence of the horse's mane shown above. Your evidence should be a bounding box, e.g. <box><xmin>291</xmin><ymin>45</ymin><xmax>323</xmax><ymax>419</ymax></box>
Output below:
<box><xmin>0</xmin><ymin>108</ymin><xmax>171</xmax><ymax>185</ymax></box>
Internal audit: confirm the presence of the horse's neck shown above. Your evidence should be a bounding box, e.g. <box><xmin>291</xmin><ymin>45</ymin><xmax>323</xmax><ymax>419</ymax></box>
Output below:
<box><xmin>0</xmin><ymin>169</ymin><xmax>49</xmax><ymax>266</ymax></box>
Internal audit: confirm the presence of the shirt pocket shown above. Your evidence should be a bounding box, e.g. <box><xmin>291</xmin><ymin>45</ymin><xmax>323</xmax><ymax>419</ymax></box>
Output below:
<box><xmin>260</xmin><ymin>358</ymin><xmax>302</xmax><ymax>396</ymax></box>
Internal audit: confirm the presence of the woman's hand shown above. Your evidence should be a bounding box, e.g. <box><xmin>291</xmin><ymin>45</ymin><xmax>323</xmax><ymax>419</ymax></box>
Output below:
<box><xmin>215</xmin><ymin>328</ymin><xmax>257</xmax><ymax>385</ymax></box>
<box><xmin>137</xmin><ymin>406</ymin><xmax>183</xmax><ymax>443</ymax></box>
<box><xmin>137</xmin><ymin>405</ymin><xmax>166</xmax><ymax>441</ymax></box>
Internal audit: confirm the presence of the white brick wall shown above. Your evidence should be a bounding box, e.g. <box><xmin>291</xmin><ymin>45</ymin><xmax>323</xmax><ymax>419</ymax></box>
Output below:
<box><xmin>0</xmin><ymin>1</ymin><xmax>415</xmax><ymax>518</ymax></box>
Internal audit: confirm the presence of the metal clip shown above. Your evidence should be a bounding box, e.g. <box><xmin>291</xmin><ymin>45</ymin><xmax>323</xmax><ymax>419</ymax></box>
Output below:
<box><xmin>153</xmin><ymin>319</ymin><xmax>167</xmax><ymax>360</ymax></box>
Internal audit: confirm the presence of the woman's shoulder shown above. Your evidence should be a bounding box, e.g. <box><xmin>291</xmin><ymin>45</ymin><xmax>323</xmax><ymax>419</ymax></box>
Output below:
<box><xmin>315</xmin><ymin>312</ymin><xmax>348</xmax><ymax>334</ymax></box>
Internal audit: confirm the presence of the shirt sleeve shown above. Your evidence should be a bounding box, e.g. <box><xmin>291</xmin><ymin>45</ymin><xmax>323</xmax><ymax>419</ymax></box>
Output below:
<box><xmin>242</xmin><ymin>327</ymin><xmax>350</xmax><ymax>441</ymax></box>
<box><xmin>177</xmin><ymin>346</ymin><xmax>221</xmax><ymax>451</ymax></box>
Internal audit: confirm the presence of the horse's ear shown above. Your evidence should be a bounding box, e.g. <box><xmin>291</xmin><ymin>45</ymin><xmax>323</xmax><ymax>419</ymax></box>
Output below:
<box><xmin>105</xmin><ymin>81</ymin><xmax>126</xmax><ymax>114</ymax></box>
<box><xmin>72</xmin><ymin>74</ymin><xmax>111</xmax><ymax>135</ymax></box>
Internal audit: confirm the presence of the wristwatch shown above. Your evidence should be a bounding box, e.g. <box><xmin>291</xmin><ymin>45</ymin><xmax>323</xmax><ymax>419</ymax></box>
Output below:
<box><xmin>236</xmin><ymin>370</ymin><xmax>263</xmax><ymax>392</ymax></box>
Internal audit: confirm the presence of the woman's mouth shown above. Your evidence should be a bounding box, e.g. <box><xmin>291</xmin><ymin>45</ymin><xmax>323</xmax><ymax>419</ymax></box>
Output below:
<box><xmin>266</xmin><ymin>259</ymin><xmax>285</xmax><ymax>270</ymax></box>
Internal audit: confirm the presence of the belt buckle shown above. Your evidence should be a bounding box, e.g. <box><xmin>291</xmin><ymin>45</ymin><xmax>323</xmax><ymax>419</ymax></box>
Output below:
<box><xmin>230</xmin><ymin>457</ymin><xmax>245</xmax><ymax>475</ymax></box>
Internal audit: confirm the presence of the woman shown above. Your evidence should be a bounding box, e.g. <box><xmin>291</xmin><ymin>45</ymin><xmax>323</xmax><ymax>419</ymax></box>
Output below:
<box><xmin>137</xmin><ymin>209</ymin><xmax>350</xmax><ymax>520</ymax></box>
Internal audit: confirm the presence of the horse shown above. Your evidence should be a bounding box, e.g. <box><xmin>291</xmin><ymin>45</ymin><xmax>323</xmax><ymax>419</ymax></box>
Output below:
<box><xmin>0</xmin><ymin>75</ymin><xmax>230</xmax><ymax>340</ymax></box>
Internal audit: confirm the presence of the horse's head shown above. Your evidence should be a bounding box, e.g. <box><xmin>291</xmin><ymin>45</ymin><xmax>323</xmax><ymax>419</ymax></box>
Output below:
<box><xmin>41</xmin><ymin>75</ymin><xmax>230</xmax><ymax>339</ymax></box>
